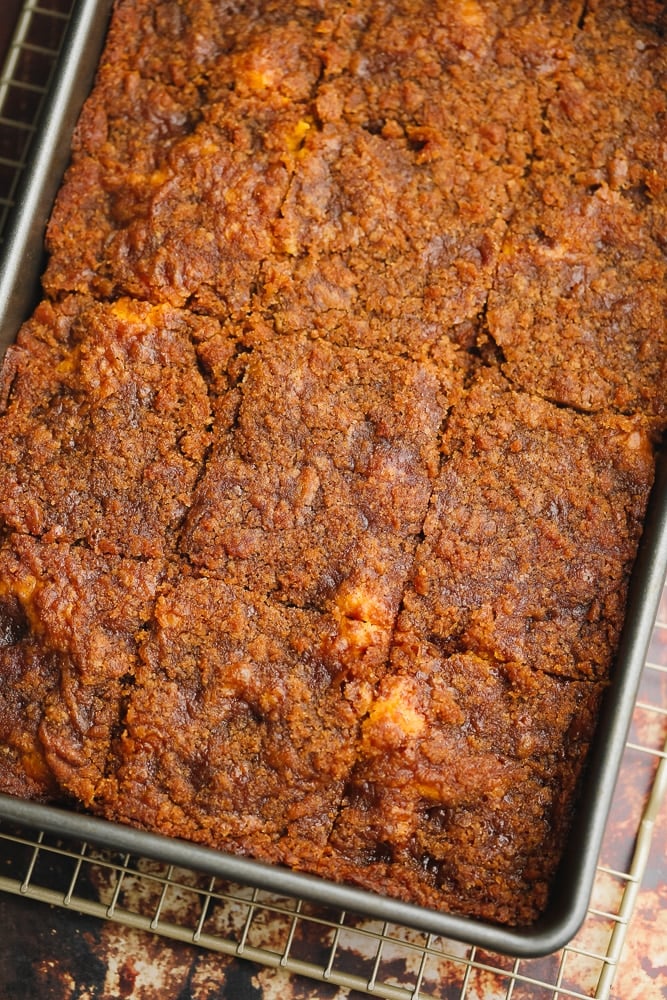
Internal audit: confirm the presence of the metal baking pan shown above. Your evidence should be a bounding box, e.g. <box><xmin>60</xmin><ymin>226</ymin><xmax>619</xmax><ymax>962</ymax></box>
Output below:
<box><xmin>1</xmin><ymin>0</ymin><xmax>666</xmax><ymax>959</ymax></box>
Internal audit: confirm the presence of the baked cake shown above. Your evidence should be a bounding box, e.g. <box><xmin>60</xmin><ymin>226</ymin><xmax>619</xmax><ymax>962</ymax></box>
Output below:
<box><xmin>1</xmin><ymin>0</ymin><xmax>665</xmax><ymax>927</ymax></box>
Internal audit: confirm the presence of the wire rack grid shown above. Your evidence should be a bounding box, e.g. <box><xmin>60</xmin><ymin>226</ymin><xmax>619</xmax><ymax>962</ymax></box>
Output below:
<box><xmin>0</xmin><ymin>0</ymin><xmax>74</xmax><ymax>241</ymax></box>
<box><xmin>0</xmin><ymin>3</ymin><xmax>666</xmax><ymax>998</ymax></box>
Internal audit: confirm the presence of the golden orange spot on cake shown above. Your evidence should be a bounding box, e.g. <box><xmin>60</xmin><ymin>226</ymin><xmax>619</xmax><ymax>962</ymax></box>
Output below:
<box><xmin>336</xmin><ymin>585</ymin><xmax>386</xmax><ymax>626</ymax></box>
<box><xmin>337</xmin><ymin>616</ymin><xmax>385</xmax><ymax>653</ymax></box>
<box><xmin>460</xmin><ymin>0</ymin><xmax>484</xmax><ymax>26</ymax></box>
<box><xmin>287</xmin><ymin>119</ymin><xmax>311</xmax><ymax>155</ymax></box>
<box><xmin>243</xmin><ymin>67</ymin><xmax>274</xmax><ymax>92</ymax></box>
<box><xmin>364</xmin><ymin>677</ymin><xmax>426</xmax><ymax>749</ymax></box>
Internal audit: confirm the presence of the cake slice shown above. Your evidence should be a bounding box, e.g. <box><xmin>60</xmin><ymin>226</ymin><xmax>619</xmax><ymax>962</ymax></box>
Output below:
<box><xmin>181</xmin><ymin>333</ymin><xmax>457</xmax><ymax>624</ymax></box>
<box><xmin>0</xmin><ymin>578</ymin><xmax>61</xmax><ymax>801</ymax></box>
<box><xmin>42</xmin><ymin>0</ymin><xmax>350</xmax><ymax>314</ymax></box>
<box><xmin>0</xmin><ymin>296</ymin><xmax>214</xmax><ymax>559</ymax></box>
<box><xmin>109</xmin><ymin>574</ymin><xmax>391</xmax><ymax>860</ymax></box>
<box><xmin>313</xmin><ymin>631</ymin><xmax>605</xmax><ymax>925</ymax></box>
<box><xmin>0</xmin><ymin>534</ymin><xmax>164</xmax><ymax>806</ymax></box>
<box><xmin>486</xmin><ymin>179</ymin><xmax>667</xmax><ymax>424</ymax></box>
<box><xmin>400</xmin><ymin>371</ymin><xmax>657</xmax><ymax>680</ymax></box>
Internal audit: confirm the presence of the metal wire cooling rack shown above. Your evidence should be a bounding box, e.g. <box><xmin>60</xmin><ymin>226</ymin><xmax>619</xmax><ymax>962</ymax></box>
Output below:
<box><xmin>0</xmin><ymin>0</ymin><xmax>74</xmax><ymax>240</ymax></box>
<box><xmin>1</xmin><ymin>3</ymin><xmax>667</xmax><ymax>998</ymax></box>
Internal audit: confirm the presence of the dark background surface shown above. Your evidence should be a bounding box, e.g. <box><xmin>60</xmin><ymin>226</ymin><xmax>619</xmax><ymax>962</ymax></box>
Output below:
<box><xmin>0</xmin><ymin>1</ymin><xmax>22</xmax><ymax>57</ymax></box>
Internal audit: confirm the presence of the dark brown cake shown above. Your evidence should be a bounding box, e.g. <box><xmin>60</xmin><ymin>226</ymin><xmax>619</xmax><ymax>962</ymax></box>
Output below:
<box><xmin>400</xmin><ymin>370</ymin><xmax>656</xmax><ymax>681</ymax></box>
<box><xmin>486</xmin><ymin>179</ymin><xmax>667</xmax><ymax>421</ymax></box>
<box><xmin>0</xmin><ymin>296</ymin><xmax>215</xmax><ymax>557</ymax></box>
<box><xmin>181</xmin><ymin>333</ymin><xmax>459</xmax><ymax>621</ymax></box>
<box><xmin>109</xmin><ymin>575</ymin><xmax>391</xmax><ymax>859</ymax></box>
<box><xmin>0</xmin><ymin>566</ymin><xmax>61</xmax><ymax>801</ymax></box>
<box><xmin>0</xmin><ymin>533</ymin><xmax>165</xmax><ymax>804</ymax></box>
<box><xmin>305</xmin><ymin>640</ymin><xmax>606</xmax><ymax>924</ymax></box>
<box><xmin>1</xmin><ymin>0</ymin><xmax>666</xmax><ymax>928</ymax></box>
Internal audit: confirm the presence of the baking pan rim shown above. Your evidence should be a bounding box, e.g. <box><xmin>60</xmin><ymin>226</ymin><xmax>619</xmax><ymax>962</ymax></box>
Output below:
<box><xmin>0</xmin><ymin>0</ymin><xmax>665</xmax><ymax>959</ymax></box>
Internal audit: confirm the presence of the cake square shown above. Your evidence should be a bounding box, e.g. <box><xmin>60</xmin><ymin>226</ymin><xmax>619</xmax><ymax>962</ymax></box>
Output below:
<box><xmin>0</xmin><ymin>296</ymin><xmax>215</xmax><ymax>558</ymax></box>
<box><xmin>182</xmin><ymin>334</ymin><xmax>457</xmax><ymax>624</ymax></box>
<box><xmin>0</xmin><ymin>621</ymin><xmax>61</xmax><ymax>801</ymax></box>
<box><xmin>43</xmin><ymin>0</ymin><xmax>347</xmax><ymax>314</ymax></box>
<box><xmin>400</xmin><ymin>371</ymin><xmax>656</xmax><ymax>680</ymax></box>
<box><xmin>0</xmin><ymin>534</ymin><xmax>164</xmax><ymax>805</ymax></box>
<box><xmin>486</xmin><ymin>180</ymin><xmax>667</xmax><ymax>425</ymax></box>
<box><xmin>110</xmin><ymin>574</ymin><xmax>391</xmax><ymax>860</ymax></box>
<box><xmin>310</xmin><ymin>628</ymin><xmax>604</xmax><ymax>925</ymax></box>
